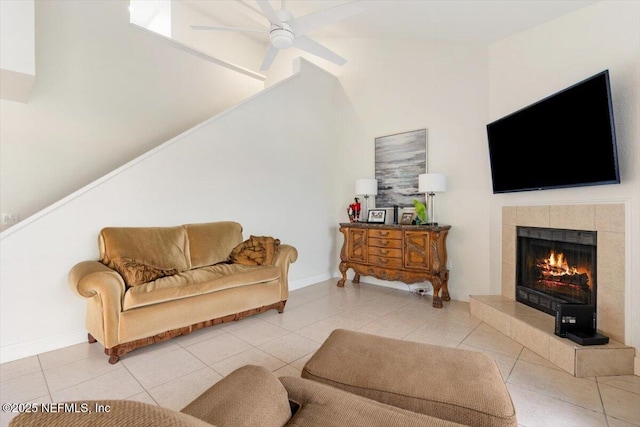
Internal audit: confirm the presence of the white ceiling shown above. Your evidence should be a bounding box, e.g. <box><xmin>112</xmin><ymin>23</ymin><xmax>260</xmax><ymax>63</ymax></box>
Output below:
<box><xmin>183</xmin><ymin>0</ymin><xmax>598</xmax><ymax>44</ymax></box>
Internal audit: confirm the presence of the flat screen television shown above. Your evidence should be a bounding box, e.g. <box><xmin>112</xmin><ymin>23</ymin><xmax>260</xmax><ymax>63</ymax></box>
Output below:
<box><xmin>486</xmin><ymin>70</ymin><xmax>620</xmax><ymax>193</ymax></box>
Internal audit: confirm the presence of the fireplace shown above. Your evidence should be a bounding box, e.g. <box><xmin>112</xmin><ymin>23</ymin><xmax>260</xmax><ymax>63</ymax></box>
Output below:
<box><xmin>516</xmin><ymin>226</ymin><xmax>596</xmax><ymax>316</ymax></box>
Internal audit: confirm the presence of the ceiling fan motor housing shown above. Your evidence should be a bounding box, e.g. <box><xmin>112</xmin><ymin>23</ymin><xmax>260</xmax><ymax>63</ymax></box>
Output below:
<box><xmin>270</xmin><ymin>22</ymin><xmax>294</xmax><ymax>49</ymax></box>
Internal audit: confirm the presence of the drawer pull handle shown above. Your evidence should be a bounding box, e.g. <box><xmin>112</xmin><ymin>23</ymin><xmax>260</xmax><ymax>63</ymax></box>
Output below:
<box><xmin>378</xmin><ymin>249</ymin><xmax>389</xmax><ymax>255</ymax></box>
<box><xmin>380</xmin><ymin>240</ymin><xmax>390</xmax><ymax>246</ymax></box>
<box><xmin>378</xmin><ymin>231</ymin><xmax>390</xmax><ymax>237</ymax></box>
<box><xmin>378</xmin><ymin>258</ymin><xmax>389</xmax><ymax>264</ymax></box>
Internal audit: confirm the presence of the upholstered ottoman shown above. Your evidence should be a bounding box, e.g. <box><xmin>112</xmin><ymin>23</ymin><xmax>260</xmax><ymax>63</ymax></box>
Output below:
<box><xmin>302</xmin><ymin>329</ymin><xmax>517</xmax><ymax>427</ymax></box>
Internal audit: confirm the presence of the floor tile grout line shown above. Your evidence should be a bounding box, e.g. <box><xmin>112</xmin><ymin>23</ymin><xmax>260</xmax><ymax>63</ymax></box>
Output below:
<box><xmin>595</xmin><ymin>378</ymin><xmax>610</xmax><ymax>427</ymax></box>
<box><xmin>506</xmin><ymin>379</ymin><xmax>607</xmax><ymax>415</ymax></box>
<box><xmin>119</xmin><ymin>359</ymin><xmax>160</xmax><ymax>407</ymax></box>
<box><xmin>34</xmin><ymin>355</ymin><xmax>52</xmax><ymax>403</ymax></box>
<box><xmin>595</xmin><ymin>377</ymin><xmax>640</xmax><ymax>396</ymax></box>
<box><xmin>505</xmin><ymin>347</ymin><xmax>525</xmax><ymax>383</ymax></box>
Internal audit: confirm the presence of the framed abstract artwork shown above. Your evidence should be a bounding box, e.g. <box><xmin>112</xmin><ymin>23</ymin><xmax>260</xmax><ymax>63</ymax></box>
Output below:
<box><xmin>375</xmin><ymin>129</ymin><xmax>427</xmax><ymax>207</ymax></box>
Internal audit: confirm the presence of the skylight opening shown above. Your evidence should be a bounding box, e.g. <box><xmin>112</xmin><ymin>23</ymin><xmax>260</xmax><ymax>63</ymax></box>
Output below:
<box><xmin>129</xmin><ymin>0</ymin><xmax>171</xmax><ymax>38</ymax></box>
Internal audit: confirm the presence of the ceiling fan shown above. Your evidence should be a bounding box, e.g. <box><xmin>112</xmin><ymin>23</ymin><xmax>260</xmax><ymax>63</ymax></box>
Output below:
<box><xmin>191</xmin><ymin>0</ymin><xmax>364</xmax><ymax>71</ymax></box>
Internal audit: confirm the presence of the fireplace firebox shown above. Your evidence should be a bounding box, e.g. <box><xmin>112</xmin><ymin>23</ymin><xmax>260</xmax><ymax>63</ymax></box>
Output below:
<box><xmin>516</xmin><ymin>226</ymin><xmax>596</xmax><ymax>316</ymax></box>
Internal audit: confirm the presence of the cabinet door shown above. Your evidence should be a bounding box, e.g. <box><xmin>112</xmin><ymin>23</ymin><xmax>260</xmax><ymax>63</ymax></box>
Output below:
<box><xmin>404</xmin><ymin>231</ymin><xmax>431</xmax><ymax>270</ymax></box>
<box><xmin>347</xmin><ymin>228</ymin><xmax>367</xmax><ymax>263</ymax></box>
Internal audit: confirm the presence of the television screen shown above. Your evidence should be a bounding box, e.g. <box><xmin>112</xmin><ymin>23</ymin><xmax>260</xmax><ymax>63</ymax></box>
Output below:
<box><xmin>487</xmin><ymin>70</ymin><xmax>620</xmax><ymax>193</ymax></box>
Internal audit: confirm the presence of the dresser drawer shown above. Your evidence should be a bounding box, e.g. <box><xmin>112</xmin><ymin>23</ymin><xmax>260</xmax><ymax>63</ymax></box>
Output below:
<box><xmin>368</xmin><ymin>238</ymin><xmax>403</xmax><ymax>249</ymax></box>
<box><xmin>368</xmin><ymin>247</ymin><xmax>402</xmax><ymax>259</ymax></box>
<box><xmin>368</xmin><ymin>229</ymin><xmax>402</xmax><ymax>240</ymax></box>
<box><xmin>368</xmin><ymin>256</ymin><xmax>403</xmax><ymax>268</ymax></box>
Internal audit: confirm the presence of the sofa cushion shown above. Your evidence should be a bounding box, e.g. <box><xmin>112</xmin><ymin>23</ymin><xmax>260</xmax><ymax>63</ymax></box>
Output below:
<box><xmin>123</xmin><ymin>264</ymin><xmax>280</xmax><ymax>310</ymax></box>
<box><xmin>100</xmin><ymin>226</ymin><xmax>191</xmax><ymax>273</ymax></box>
<box><xmin>229</xmin><ymin>236</ymin><xmax>281</xmax><ymax>266</ymax></box>
<box><xmin>182</xmin><ymin>365</ymin><xmax>291</xmax><ymax>427</ymax></box>
<box><xmin>302</xmin><ymin>329</ymin><xmax>517</xmax><ymax>427</ymax></box>
<box><xmin>280</xmin><ymin>376</ymin><xmax>465</xmax><ymax>427</ymax></box>
<box><xmin>111</xmin><ymin>257</ymin><xmax>180</xmax><ymax>287</ymax></box>
<box><xmin>185</xmin><ymin>222</ymin><xmax>243</xmax><ymax>269</ymax></box>
<box><xmin>10</xmin><ymin>400</ymin><xmax>215</xmax><ymax>427</ymax></box>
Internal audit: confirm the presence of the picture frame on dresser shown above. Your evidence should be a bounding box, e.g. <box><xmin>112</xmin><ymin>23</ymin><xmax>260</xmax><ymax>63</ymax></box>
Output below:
<box><xmin>400</xmin><ymin>212</ymin><xmax>415</xmax><ymax>224</ymax></box>
<box><xmin>367</xmin><ymin>209</ymin><xmax>386</xmax><ymax>223</ymax></box>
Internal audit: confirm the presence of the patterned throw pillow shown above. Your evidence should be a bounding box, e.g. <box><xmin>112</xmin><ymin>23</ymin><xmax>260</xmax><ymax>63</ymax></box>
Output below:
<box><xmin>229</xmin><ymin>236</ymin><xmax>281</xmax><ymax>266</ymax></box>
<box><xmin>111</xmin><ymin>257</ymin><xmax>179</xmax><ymax>287</ymax></box>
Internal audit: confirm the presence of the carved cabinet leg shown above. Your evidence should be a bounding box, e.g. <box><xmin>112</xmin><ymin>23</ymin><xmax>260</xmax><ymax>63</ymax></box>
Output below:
<box><xmin>338</xmin><ymin>262</ymin><xmax>348</xmax><ymax>287</ymax></box>
<box><xmin>88</xmin><ymin>333</ymin><xmax>97</xmax><ymax>344</ymax></box>
<box><xmin>440</xmin><ymin>271</ymin><xmax>451</xmax><ymax>302</ymax></box>
<box><xmin>431</xmin><ymin>278</ymin><xmax>443</xmax><ymax>308</ymax></box>
<box><xmin>353</xmin><ymin>272</ymin><xmax>360</xmax><ymax>284</ymax></box>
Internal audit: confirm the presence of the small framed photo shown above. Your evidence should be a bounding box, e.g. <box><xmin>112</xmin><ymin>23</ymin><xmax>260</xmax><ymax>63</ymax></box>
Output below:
<box><xmin>400</xmin><ymin>212</ymin><xmax>415</xmax><ymax>225</ymax></box>
<box><xmin>367</xmin><ymin>209</ymin><xmax>386</xmax><ymax>224</ymax></box>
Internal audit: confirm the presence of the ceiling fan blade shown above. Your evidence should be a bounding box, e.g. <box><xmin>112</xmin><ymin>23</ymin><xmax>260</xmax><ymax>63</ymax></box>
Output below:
<box><xmin>191</xmin><ymin>25</ymin><xmax>268</xmax><ymax>34</ymax></box>
<box><xmin>293</xmin><ymin>36</ymin><xmax>346</xmax><ymax>66</ymax></box>
<box><xmin>294</xmin><ymin>1</ymin><xmax>364</xmax><ymax>36</ymax></box>
<box><xmin>256</xmin><ymin>0</ymin><xmax>281</xmax><ymax>26</ymax></box>
<box><xmin>260</xmin><ymin>45</ymin><xmax>280</xmax><ymax>71</ymax></box>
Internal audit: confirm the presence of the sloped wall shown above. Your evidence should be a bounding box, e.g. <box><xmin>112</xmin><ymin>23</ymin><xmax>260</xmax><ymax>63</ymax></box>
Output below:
<box><xmin>0</xmin><ymin>0</ymin><xmax>264</xmax><ymax>224</ymax></box>
<box><xmin>0</xmin><ymin>59</ymin><xmax>344</xmax><ymax>363</ymax></box>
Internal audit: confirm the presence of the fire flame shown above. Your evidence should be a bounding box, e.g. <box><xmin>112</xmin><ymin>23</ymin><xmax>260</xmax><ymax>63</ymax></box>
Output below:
<box><xmin>544</xmin><ymin>251</ymin><xmax>579</xmax><ymax>276</ymax></box>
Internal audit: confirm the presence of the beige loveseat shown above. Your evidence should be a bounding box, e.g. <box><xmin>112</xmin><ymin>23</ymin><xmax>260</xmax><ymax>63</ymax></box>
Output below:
<box><xmin>68</xmin><ymin>221</ymin><xmax>297</xmax><ymax>363</ymax></box>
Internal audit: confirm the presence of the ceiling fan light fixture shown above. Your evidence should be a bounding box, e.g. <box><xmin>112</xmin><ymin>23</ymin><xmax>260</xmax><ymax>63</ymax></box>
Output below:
<box><xmin>270</xmin><ymin>28</ymin><xmax>294</xmax><ymax>49</ymax></box>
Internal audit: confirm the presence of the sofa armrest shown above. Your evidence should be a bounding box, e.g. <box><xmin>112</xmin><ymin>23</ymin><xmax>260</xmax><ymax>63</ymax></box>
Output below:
<box><xmin>69</xmin><ymin>261</ymin><xmax>126</xmax><ymax>300</ymax></box>
<box><xmin>68</xmin><ymin>261</ymin><xmax>126</xmax><ymax>348</ymax></box>
<box><xmin>182</xmin><ymin>365</ymin><xmax>291</xmax><ymax>427</ymax></box>
<box><xmin>274</xmin><ymin>244</ymin><xmax>297</xmax><ymax>301</ymax></box>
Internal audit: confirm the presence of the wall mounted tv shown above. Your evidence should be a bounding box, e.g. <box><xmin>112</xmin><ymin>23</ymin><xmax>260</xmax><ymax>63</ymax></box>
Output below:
<box><xmin>486</xmin><ymin>70</ymin><xmax>620</xmax><ymax>193</ymax></box>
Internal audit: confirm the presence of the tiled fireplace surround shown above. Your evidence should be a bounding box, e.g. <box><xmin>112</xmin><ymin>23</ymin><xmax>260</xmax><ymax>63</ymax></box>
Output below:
<box><xmin>470</xmin><ymin>204</ymin><xmax>635</xmax><ymax>377</ymax></box>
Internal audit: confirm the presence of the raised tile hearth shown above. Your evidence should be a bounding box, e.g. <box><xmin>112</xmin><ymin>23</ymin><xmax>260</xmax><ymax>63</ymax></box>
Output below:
<box><xmin>470</xmin><ymin>295</ymin><xmax>634</xmax><ymax>377</ymax></box>
<box><xmin>478</xmin><ymin>203</ymin><xmax>636</xmax><ymax>376</ymax></box>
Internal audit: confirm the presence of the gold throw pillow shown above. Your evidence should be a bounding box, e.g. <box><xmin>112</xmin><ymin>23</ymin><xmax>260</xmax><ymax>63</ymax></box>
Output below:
<box><xmin>111</xmin><ymin>257</ymin><xmax>179</xmax><ymax>287</ymax></box>
<box><xmin>229</xmin><ymin>236</ymin><xmax>281</xmax><ymax>266</ymax></box>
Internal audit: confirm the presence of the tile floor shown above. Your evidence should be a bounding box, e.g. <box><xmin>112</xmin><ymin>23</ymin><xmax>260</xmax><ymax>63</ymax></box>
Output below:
<box><xmin>1</xmin><ymin>280</ymin><xmax>638</xmax><ymax>427</ymax></box>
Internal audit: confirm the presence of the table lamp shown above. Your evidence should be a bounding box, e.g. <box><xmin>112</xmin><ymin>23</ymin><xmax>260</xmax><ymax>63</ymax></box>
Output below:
<box><xmin>418</xmin><ymin>173</ymin><xmax>446</xmax><ymax>225</ymax></box>
<box><xmin>355</xmin><ymin>178</ymin><xmax>378</xmax><ymax>222</ymax></box>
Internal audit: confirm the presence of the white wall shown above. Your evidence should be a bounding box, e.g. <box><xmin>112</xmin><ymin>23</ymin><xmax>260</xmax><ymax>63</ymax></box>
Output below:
<box><xmin>0</xmin><ymin>0</ymin><xmax>35</xmax><ymax>76</ymax></box>
<box><xmin>0</xmin><ymin>0</ymin><xmax>264</xmax><ymax>225</ymax></box>
<box><xmin>0</xmin><ymin>0</ymin><xmax>35</xmax><ymax>102</ymax></box>
<box><xmin>0</xmin><ymin>59</ymin><xmax>344</xmax><ymax>363</ymax></box>
<box><xmin>488</xmin><ymin>1</ymin><xmax>640</xmax><ymax>350</ymax></box>
<box><xmin>260</xmin><ymin>35</ymin><xmax>491</xmax><ymax>298</ymax></box>
<box><xmin>262</xmin><ymin>35</ymin><xmax>491</xmax><ymax>299</ymax></box>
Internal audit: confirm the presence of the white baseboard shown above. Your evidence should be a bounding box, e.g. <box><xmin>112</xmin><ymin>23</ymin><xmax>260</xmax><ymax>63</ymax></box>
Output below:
<box><xmin>1</xmin><ymin>329</ymin><xmax>88</xmax><ymax>364</ymax></box>
<box><xmin>289</xmin><ymin>272</ymin><xmax>334</xmax><ymax>291</ymax></box>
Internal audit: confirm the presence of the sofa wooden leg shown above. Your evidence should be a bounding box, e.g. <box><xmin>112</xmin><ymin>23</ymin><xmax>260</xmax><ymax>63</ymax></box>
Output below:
<box><xmin>277</xmin><ymin>300</ymin><xmax>287</xmax><ymax>313</ymax></box>
<box><xmin>108</xmin><ymin>354</ymin><xmax>120</xmax><ymax>364</ymax></box>
<box><xmin>88</xmin><ymin>333</ymin><xmax>97</xmax><ymax>344</ymax></box>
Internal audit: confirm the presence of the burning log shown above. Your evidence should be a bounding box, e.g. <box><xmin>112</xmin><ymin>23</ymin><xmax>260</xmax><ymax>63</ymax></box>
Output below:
<box><xmin>535</xmin><ymin>261</ymin><xmax>589</xmax><ymax>289</ymax></box>
<box><xmin>532</xmin><ymin>280</ymin><xmax>591</xmax><ymax>302</ymax></box>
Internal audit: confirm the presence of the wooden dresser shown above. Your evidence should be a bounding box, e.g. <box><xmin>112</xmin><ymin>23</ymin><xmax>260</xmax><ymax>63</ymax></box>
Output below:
<box><xmin>338</xmin><ymin>222</ymin><xmax>451</xmax><ymax>308</ymax></box>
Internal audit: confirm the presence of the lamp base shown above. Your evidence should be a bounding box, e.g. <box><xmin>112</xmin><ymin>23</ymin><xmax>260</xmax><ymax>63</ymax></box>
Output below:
<box><xmin>425</xmin><ymin>222</ymin><xmax>438</xmax><ymax>226</ymax></box>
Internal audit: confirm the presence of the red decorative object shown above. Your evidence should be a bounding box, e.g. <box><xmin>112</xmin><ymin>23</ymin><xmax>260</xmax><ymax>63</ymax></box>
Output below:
<box><xmin>347</xmin><ymin>198</ymin><xmax>361</xmax><ymax>222</ymax></box>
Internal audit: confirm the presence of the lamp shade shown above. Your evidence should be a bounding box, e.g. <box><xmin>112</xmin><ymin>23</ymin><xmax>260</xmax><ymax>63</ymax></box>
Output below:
<box><xmin>419</xmin><ymin>173</ymin><xmax>446</xmax><ymax>193</ymax></box>
<box><xmin>355</xmin><ymin>178</ymin><xmax>378</xmax><ymax>196</ymax></box>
